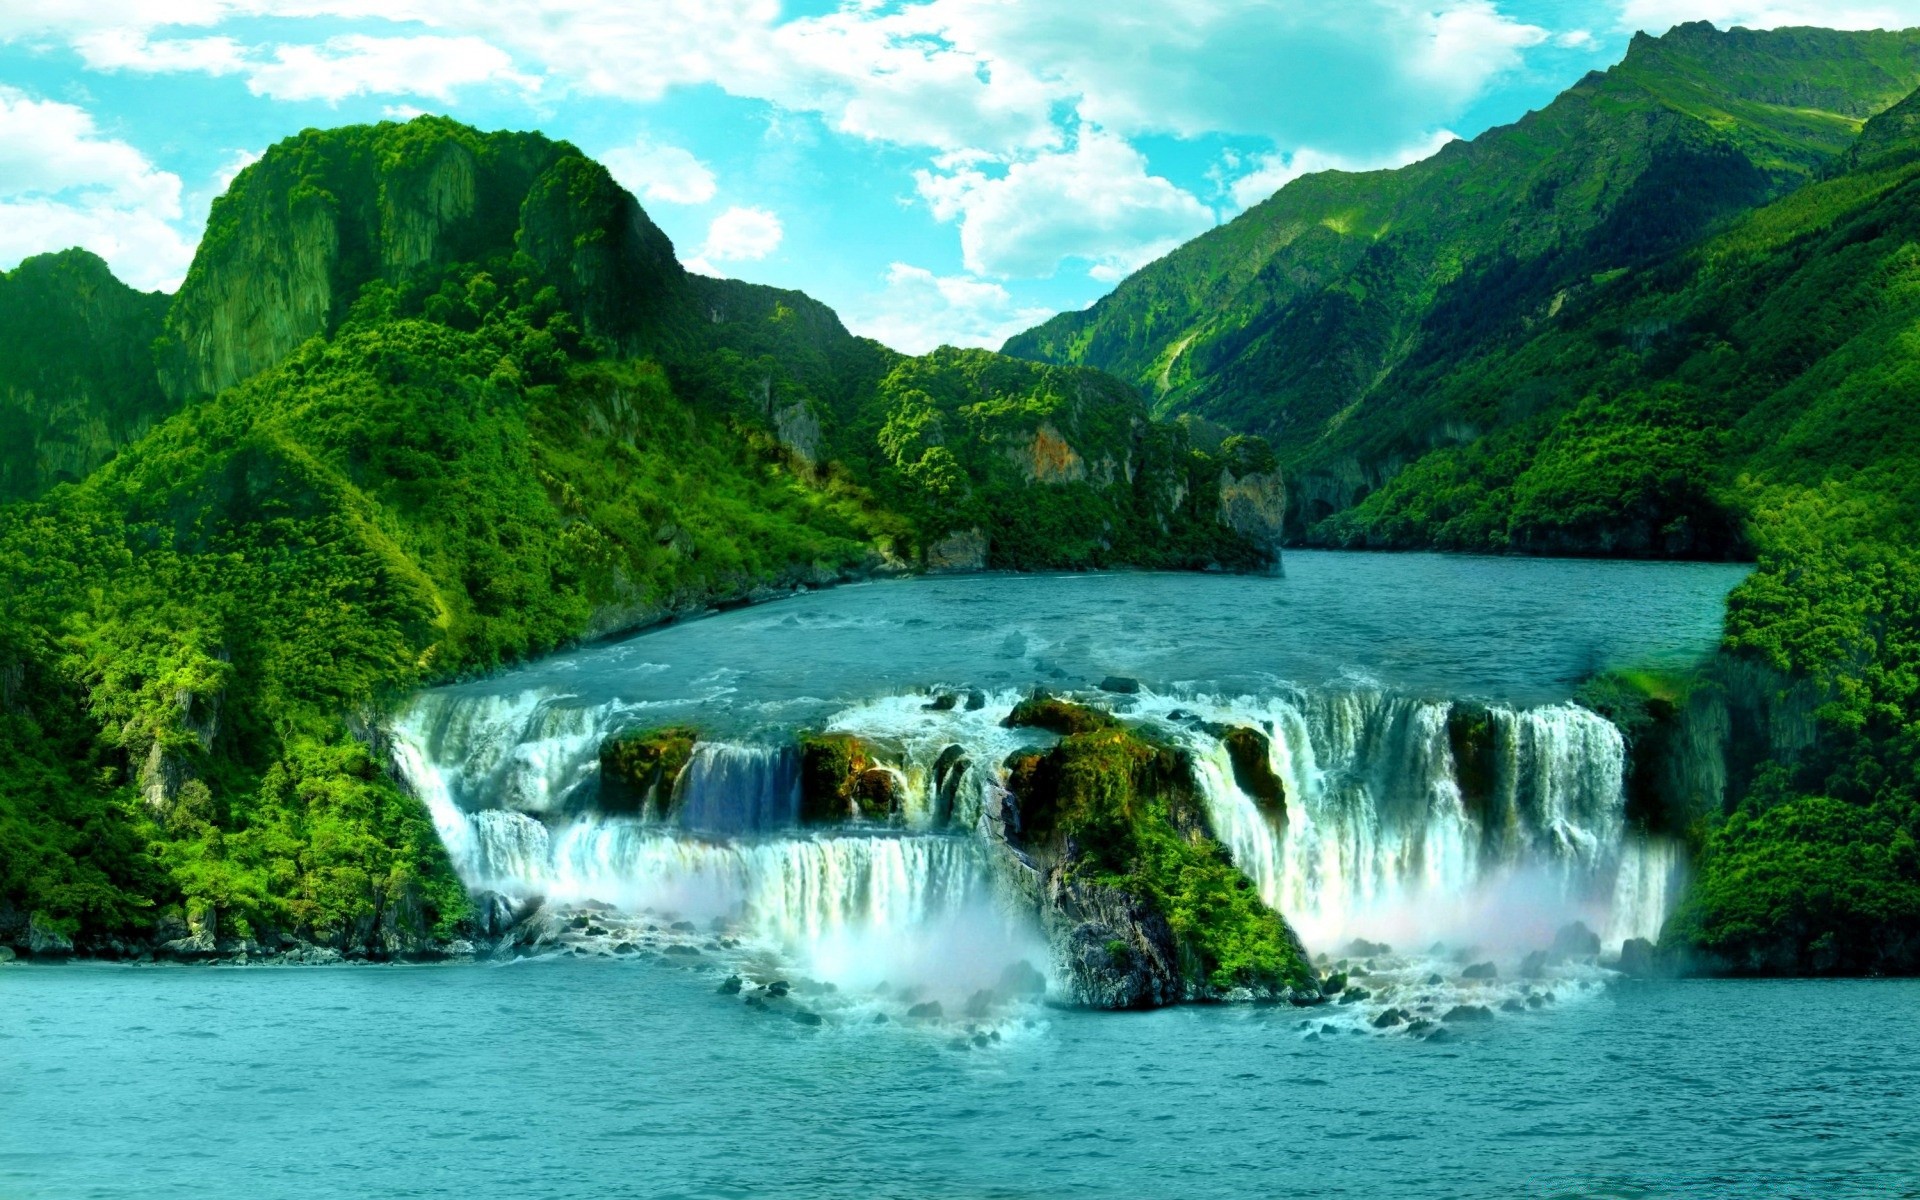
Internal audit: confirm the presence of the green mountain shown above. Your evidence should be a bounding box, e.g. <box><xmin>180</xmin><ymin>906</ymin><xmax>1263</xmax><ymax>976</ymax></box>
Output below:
<box><xmin>1007</xmin><ymin>22</ymin><xmax>1920</xmax><ymax>974</ymax></box>
<box><xmin>0</xmin><ymin>250</ymin><xmax>170</xmax><ymax>503</ymax></box>
<box><xmin>1005</xmin><ymin>21</ymin><xmax>1920</xmax><ymax>525</ymax></box>
<box><xmin>0</xmin><ymin>117</ymin><xmax>1280</xmax><ymax>957</ymax></box>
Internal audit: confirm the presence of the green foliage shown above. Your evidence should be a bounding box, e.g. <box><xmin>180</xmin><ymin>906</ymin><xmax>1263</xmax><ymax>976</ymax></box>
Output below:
<box><xmin>1008</xmin><ymin>720</ymin><xmax>1312</xmax><ymax>992</ymax></box>
<box><xmin>598</xmin><ymin>726</ymin><xmax>698</xmax><ymax>815</ymax></box>
<box><xmin>0</xmin><ymin>250</ymin><xmax>171</xmax><ymax>503</ymax></box>
<box><xmin>1004</xmin><ymin>696</ymin><xmax>1120</xmax><ymax>736</ymax></box>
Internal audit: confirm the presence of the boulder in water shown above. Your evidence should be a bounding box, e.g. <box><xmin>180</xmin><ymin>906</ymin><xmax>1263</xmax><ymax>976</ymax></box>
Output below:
<box><xmin>1345</xmin><ymin>938</ymin><xmax>1391</xmax><ymax>957</ymax></box>
<box><xmin>1222</xmin><ymin>726</ymin><xmax>1287</xmax><ymax>819</ymax></box>
<box><xmin>964</xmin><ymin>690</ymin><xmax>987</xmax><ymax>711</ymax></box>
<box><xmin>932</xmin><ymin>745</ymin><xmax>970</xmax><ymax>828</ymax></box>
<box><xmin>1500</xmin><ymin>999</ymin><xmax>1526</xmax><ymax>1013</ymax></box>
<box><xmin>1519</xmin><ymin>949</ymin><xmax>1549</xmax><ymax>979</ymax></box>
<box><xmin>1338</xmin><ymin>986</ymin><xmax>1372</xmax><ymax>1005</ymax></box>
<box><xmin>925</xmin><ymin>692</ymin><xmax>959</xmax><ymax>712</ymax></box>
<box><xmin>1098</xmin><ymin>676</ymin><xmax>1141</xmax><ymax>695</ymax></box>
<box><xmin>718</xmin><ymin>975</ymin><xmax>743</xmax><ymax>994</ymax></box>
<box><xmin>1370</xmin><ymin>1008</ymin><xmax>1407</xmax><ymax>1028</ymax></box>
<box><xmin>1553</xmin><ymin>921</ymin><xmax>1601</xmax><ymax>958</ymax></box>
<box><xmin>1446</xmin><ymin>703</ymin><xmax>1499</xmax><ymax>819</ymax></box>
<box><xmin>907</xmin><ymin>1000</ymin><xmax>943</xmax><ymax>1020</ymax></box>
<box><xmin>799</xmin><ymin>733</ymin><xmax>905</xmax><ymax>823</ymax></box>
<box><xmin>26</xmin><ymin>915</ymin><xmax>73</xmax><ymax>957</ymax></box>
<box><xmin>1443</xmin><ymin>1004</ymin><xmax>1495</xmax><ymax>1023</ymax></box>
<box><xmin>789</xmin><ymin>1009</ymin><xmax>823</xmax><ymax>1027</ymax></box>
<box><xmin>598</xmin><ymin>725</ymin><xmax>698</xmax><ymax>816</ymax></box>
<box><xmin>1003</xmin><ymin>695</ymin><xmax>1116</xmax><ymax>736</ymax></box>
<box><xmin>1461</xmin><ymin>961</ymin><xmax>1497</xmax><ymax>981</ymax></box>
<box><xmin>1616</xmin><ymin>937</ymin><xmax>1660</xmax><ymax>977</ymax></box>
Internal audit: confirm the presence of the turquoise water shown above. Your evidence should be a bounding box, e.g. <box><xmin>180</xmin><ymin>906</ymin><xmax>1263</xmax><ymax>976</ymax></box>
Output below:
<box><xmin>3</xmin><ymin>961</ymin><xmax>1917</xmax><ymax>1198</ymax></box>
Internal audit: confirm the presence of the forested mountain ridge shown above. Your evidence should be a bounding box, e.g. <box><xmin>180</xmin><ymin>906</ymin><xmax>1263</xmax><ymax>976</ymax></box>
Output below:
<box><xmin>1003</xmin><ymin>21</ymin><xmax>1920</xmax><ymax>501</ymax></box>
<box><xmin>0</xmin><ymin>117</ymin><xmax>1279</xmax><ymax>958</ymax></box>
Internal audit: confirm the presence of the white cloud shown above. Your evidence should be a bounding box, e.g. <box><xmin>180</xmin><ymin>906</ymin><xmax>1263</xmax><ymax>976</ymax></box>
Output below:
<box><xmin>1225</xmin><ymin>128</ymin><xmax>1460</xmax><ymax>212</ymax></box>
<box><xmin>601</xmin><ymin>137</ymin><xmax>717</xmax><ymax>206</ymax></box>
<box><xmin>1556</xmin><ymin>28</ymin><xmax>1599</xmax><ymax>48</ymax></box>
<box><xmin>684</xmin><ymin>205</ymin><xmax>783</xmax><ymax>275</ymax></box>
<box><xmin>72</xmin><ymin>27</ymin><xmax>538</xmax><ymax>104</ymax></box>
<box><xmin>917</xmin><ymin>129</ymin><xmax>1214</xmax><ymax>280</ymax></box>
<box><xmin>212</xmin><ymin>147</ymin><xmax>262</xmax><ymax>192</ymax></box>
<box><xmin>0</xmin><ymin>87</ymin><xmax>194</xmax><ymax>290</ymax></box>
<box><xmin>1615</xmin><ymin>2</ymin><xmax>1920</xmax><ymax>30</ymax></box>
<box><xmin>845</xmin><ymin>261</ymin><xmax>1056</xmax><ymax>354</ymax></box>
<box><xmin>246</xmin><ymin>34</ymin><xmax>538</xmax><ymax>103</ymax></box>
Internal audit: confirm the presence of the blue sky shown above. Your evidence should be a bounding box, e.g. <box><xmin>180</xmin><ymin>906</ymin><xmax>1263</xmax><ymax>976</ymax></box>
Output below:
<box><xmin>4</xmin><ymin>0</ymin><xmax>1918</xmax><ymax>353</ymax></box>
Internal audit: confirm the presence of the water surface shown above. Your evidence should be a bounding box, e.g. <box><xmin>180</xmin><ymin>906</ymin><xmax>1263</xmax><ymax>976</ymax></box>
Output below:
<box><xmin>2</xmin><ymin>963</ymin><xmax>1914</xmax><ymax>1199</ymax></box>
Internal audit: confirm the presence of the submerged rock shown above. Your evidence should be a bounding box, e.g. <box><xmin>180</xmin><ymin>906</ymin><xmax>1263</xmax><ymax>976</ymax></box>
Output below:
<box><xmin>1370</xmin><ymin>1008</ymin><xmax>1408</xmax><ymax>1028</ymax></box>
<box><xmin>1098</xmin><ymin>676</ymin><xmax>1141</xmax><ymax>695</ymax></box>
<box><xmin>1443</xmin><ymin>1004</ymin><xmax>1495</xmax><ymax>1024</ymax></box>
<box><xmin>718</xmin><ymin>975</ymin><xmax>743</xmax><ymax>994</ymax></box>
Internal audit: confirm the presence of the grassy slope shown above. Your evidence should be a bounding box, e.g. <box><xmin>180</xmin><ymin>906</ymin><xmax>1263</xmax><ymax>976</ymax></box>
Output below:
<box><xmin>1004</xmin><ymin>23</ymin><xmax>1920</xmax><ymax>464</ymax></box>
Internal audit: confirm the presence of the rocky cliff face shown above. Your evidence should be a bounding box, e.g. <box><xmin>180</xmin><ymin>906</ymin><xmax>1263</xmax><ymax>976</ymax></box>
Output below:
<box><xmin>157</xmin><ymin>118</ymin><xmax>686</xmax><ymax>399</ymax></box>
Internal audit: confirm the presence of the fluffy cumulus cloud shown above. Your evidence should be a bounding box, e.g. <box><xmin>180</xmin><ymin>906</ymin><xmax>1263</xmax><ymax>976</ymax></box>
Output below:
<box><xmin>917</xmin><ymin>130</ymin><xmax>1215</xmax><ymax>280</ymax></box>
<box><xmin>846</xmin><ymin>262</ymin><xmax>1055</xmax><ymax>355</ymax></box>
<box><xmin>683</xmin><ymin>206</ymin><xmax>783</xmax><ymax>276</ymax></box>
<box><xmin>0</xmin><ymin>87</ymin><xmax>195</xmax><ymax>290</ymax></box>
<box><xmin>600</xmin><ymin>137</ymin><xmax>717</xmax><ymax>206</ymax></box>
<box><xmin>1224</xmin><ymin>129</ymin><xmax>1460</xmax><ymax>212</ymax></box>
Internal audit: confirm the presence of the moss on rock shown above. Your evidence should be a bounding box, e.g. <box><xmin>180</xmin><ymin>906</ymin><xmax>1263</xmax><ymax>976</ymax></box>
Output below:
<box><xmin>598</xmin><ymin>725</ymin><xmax>698</xmax><ymax>815</ymax></box>
<box><xmin>799</xmin><ymin>733</ymin><xmax>902</xmax><ymax>823</ymax></box>
<box><xmin>1004</xmin><ymin>713</ymin><xmax>1313</xmax><ymax>997</ymax></box>
<box><xmin>1004</xmin><ymin>695</ymin><xmax>1118</xmax><ymax>737</ymax></box>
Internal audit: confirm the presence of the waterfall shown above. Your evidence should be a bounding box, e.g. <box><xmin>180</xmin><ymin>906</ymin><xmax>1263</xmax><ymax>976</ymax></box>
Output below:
<box><xmin>393</xmin><ymin>680</ymin><xmax>1684</xmax><ymax>983</ymax></box>
<box><xmin>1161</xmin><ymin>691</ymin><xmax>1678</xmax><ymax>953</ymax></box>
<box><xmin>671</xmin><ymin>743</ymin><xmax>801</xmax><ymax>833</ymax></box>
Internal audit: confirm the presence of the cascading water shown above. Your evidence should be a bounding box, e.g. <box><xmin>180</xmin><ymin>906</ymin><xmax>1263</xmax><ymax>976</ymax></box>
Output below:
<box><xmin>1154</xmin><ymin>691</ymin><xmax>1683</xmax><ymax>955</ymax></box>
<box><xmin>392</xmin><ymin>671</ymin><xmax>1684</xmax><ymax>1012</ymax></box>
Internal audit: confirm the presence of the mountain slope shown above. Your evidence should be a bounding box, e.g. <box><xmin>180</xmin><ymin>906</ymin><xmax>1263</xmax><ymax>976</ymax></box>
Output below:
<box><xmin>1004</xmin><ymin>22</ymin><xmax>1920</xmax><ymax>468</ymax></box>
<box><xmin>0</xmin><ymin>250</ymin><xmax>170</xmax><ymax>503</ymax></box>
<box><xmin>0</xmin><ymin>117</ymin><xmax>1280</xmax><ymax>957</ymax></box>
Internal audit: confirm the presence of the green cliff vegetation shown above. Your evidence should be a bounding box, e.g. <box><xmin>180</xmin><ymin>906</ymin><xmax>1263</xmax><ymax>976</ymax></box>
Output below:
<box><xmin>1005</xmin><ymin>700</ymin><xmax>1312</xmax><ymax>994</ymax></box>
<box><xmin>0</xmin><ymin>250</ymin><xmax>171</xmax><ymax>504</ymax></box>
<box><xmin>0</xmin><ymin>116</ymin><xmax>1273</xmax><ymax>956</ymax></box>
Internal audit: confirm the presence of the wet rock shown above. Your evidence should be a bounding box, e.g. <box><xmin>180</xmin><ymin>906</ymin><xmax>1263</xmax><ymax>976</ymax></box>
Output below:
<box><xmin>1098</xmin><ymin>676</ymin><xmax>1141</xmax><ymax>695</ymax></box>
<box><xmin>925</xmin><ymin>692</ymin><xmax>959</xmax><ymax>712</ymax></box>
<box><xmin>1345</xmin><ymin>938</ymin><xmax>1391</xmax><ymax>957</ymax></box>
<box><xmin>0</xmin><ymin>946</ymin><xmax>15</xmax><ymax>964</ymax></box>
<box><xmin>718</xmin><ymin>975</ymin><xmax>743</xmax><ymax>994</ymax></box>
<box><xmin>598</xmin><ymin>725</ymin><xmax>698</xmax><ymax>816</ymax></box>
<box><xmin>1443</xmin><ymin>1004</ymin><xmax>1495</xmax><ymax>1024</ymax></box>
<box><xmin>1423</xmin><ymin>1027</ymin><xmax>1455</xmax><ymax>1043</ymax></box>
<box><xmin>965</xmin><ymin>989</ymin><xmax>997</xmax><ymax>1018</ymax></box>
<box><xmin>1520</xmin><ymin>949</ymin><xmax>1549</xmax><ymax>979</ymax></box>
<box><xmin>1405</xmin><ymin>1018</ymin><xmax>1434</xmax><ymax>1035</ymax></box>
<box><xmin>766</xmin><ymin>980</ymin><xmax>791</xmax><ymax>998</ymax></box>
<box><xmin>1370</xmin><ymin>1008</ymin><xmax>1407</xmax><ymax>1029</ymax></box>
<box><xmin>799</xmin><ymin>732</ymin><xmax>904</xmax><ymax>822</ymax></box>
<box><xmin>1338</xmin><ymin>986</ymin><xmax>1372</xmax><ymax>1005</ymax></box>
<box><xmin>1461</xmin><ymin>961</ymin><xmax>1497</xmax><ymax>981</ymax></box>
<box><xmin>1223</xmin><ymin>726</ymin><xmax>1287</xmax><ymax>818</ymax></box>
<box><xmin>1003</xmin><ymin>695</ymin><xmax>1116</xmax><ymax>736</ymax></box>
<box><xmin>669</xmin><ymin>920</ymin><xmax>697</xmax><ymax>932</ymax></box>
<box><xmin>789</xmin><ymin>1010</ymin><xmax>823</xmax><ymax>1027</ymax></box>
<box><xmin>907</xmin><ymin>1000</ymin><xmax>944</xmax><ymax>1020</ymax></box>
<box><xmin>1320</xmin><ymin>971</ymin><xmax>1348</xmax><ymax>994</ymax></box>
<box><xmin>1526</xmin><ymin>994</ymin><xmax>1545</xmax><ymax>1008</ymax></box>
<box><xmin>663</xmin><ymin>944</ymin><xmax>701</xmax><ymax>957</ymax></box>
<box><xmin>964</xmin><ymin>690</ymin><xmax>987</xmax><ymax>711</ymax></box>
<box><xmin>1553</xmin><ymin>921</ymin><xmax>1601</xmax><ymax>958</ymax></box>
<box><xmin>613</xmin><ymin>942</ymin><xmax>637</xmax><ymax>955</ymax></box>
<box><xmin>26</xmin><ymin>916</ymin><xmax>73</xmax><ymax>957</ymax></box>
<box><xmin>1426</xmin><ymin>973</ymin><xmax>1445</xmax><ymax>985</ymax></box>
<box><xmin>1617</xmin><ymin>937</ymin><xmax>1660</xmax><ymax>977</ymax></box>
<box><xmin>1500</xmin><ymin>999</ymin><xmax>1527</xmax><ymax>1013</ymax></box>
